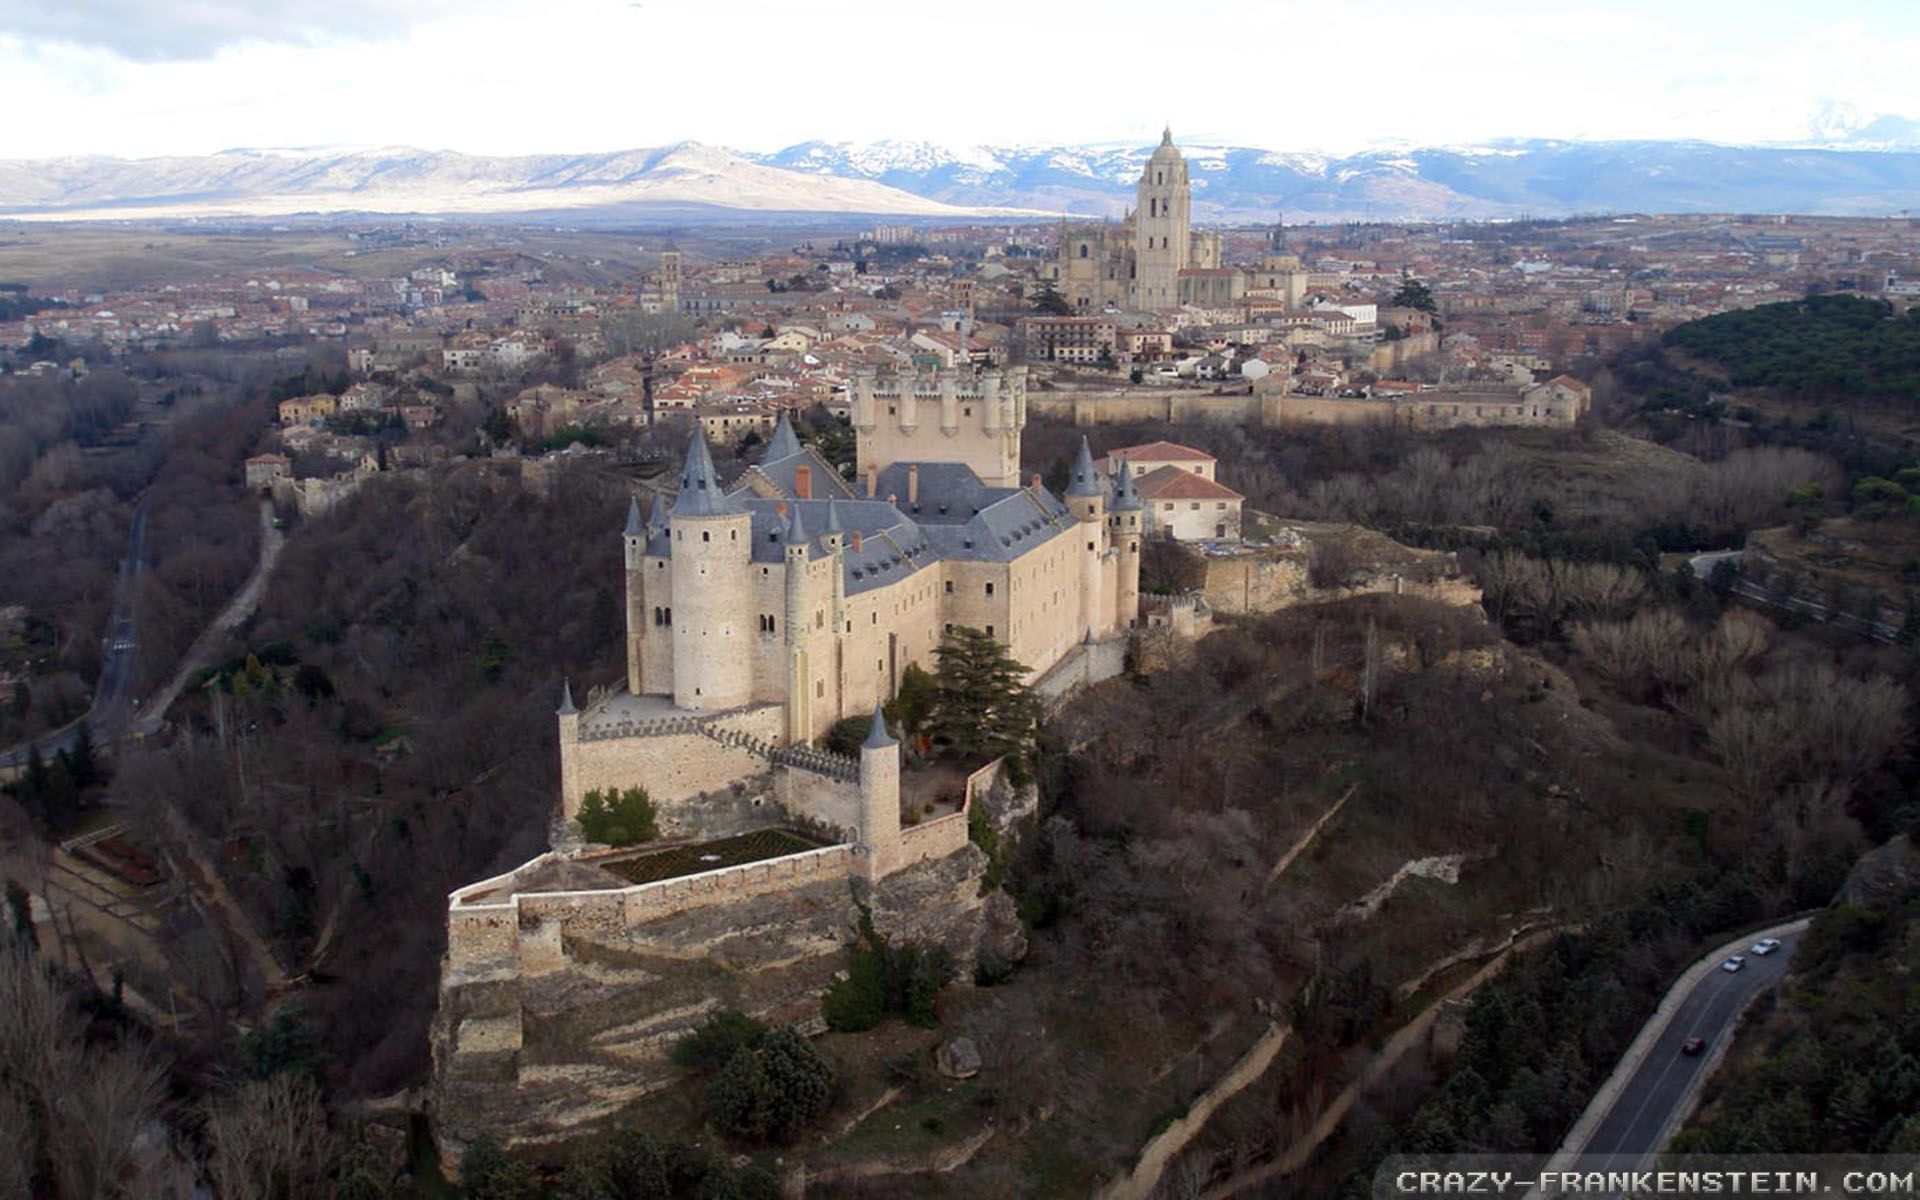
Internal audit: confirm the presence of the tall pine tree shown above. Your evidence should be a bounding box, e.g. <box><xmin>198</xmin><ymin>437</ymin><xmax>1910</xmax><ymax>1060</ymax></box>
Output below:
<box><xmin>928</xmin><ymin>627</ymin><xmax>1041</xmax><ymax>762</ymax></box>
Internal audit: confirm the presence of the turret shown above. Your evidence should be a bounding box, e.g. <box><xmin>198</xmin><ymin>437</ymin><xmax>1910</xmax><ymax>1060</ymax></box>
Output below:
<box><xmin>857</xmin><ymin>701</ymin><xmax>900</xmax><ymax>878</ymax></box>
<box><xmin>1111</xmin><ymin>457</ymin><xmax>1144</xmax><ymax>629</ymax></box>
<box><xmin>764</xmin><ymin>410</ymin><xmax>802</xmax><ymax>460</ymax></box>
<box><xmin>557</xmin><ymin>680</ymin><xmax>583</xmax><ymax>819</ymax></box>
<box><xmin>1064</xmin><ymin>435</ymin><xmax>1107</xmax><ymax>523</ymax></box>
<box><xmin>669</xmin><ymin>428</ymin><xmax>754</xmax><ymax>711</ymax></box>
<box><xmin>782</xmin><ymin>504</ymin><xmax>815</xmax><ymax>743</ymax></box>
<box><xmin>623</xmin><ymin>496</ymin><xmax>647</xmax><ymax>694</ymax></box>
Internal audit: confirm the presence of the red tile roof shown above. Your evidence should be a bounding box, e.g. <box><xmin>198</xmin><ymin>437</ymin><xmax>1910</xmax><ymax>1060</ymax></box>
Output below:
<box><xmin>1101</xmin><ymin>440</ymin><xmax>1216</xmax><ymax>463</ymax></box>
<box><xmin>1134</xmin><ymin>465</ymin><xmax>1244</xmax><ymax>502</ymax></box>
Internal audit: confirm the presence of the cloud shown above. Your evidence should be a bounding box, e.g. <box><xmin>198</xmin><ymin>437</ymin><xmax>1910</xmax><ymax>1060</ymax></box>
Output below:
<box><xmin>0</xmin><ymin>0</ymin><xmax>466</xmax><ymax>61</ymax></box>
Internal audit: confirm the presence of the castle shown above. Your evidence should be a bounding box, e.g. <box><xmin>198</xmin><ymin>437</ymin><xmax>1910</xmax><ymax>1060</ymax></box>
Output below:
<box><xmin>567</xmin><ymin>363</ymin><xmax>1142</xmax><ymax>825</ymax></box>
<box><xmin>433</xmin><ymin>367</ymin><xmax>1143</xmax><ymax>1153</ymax></box>
<box><xmin>1048</xmin><ymin>127</ymin><xmax>1307</xmax><ymax>312</ymax></box>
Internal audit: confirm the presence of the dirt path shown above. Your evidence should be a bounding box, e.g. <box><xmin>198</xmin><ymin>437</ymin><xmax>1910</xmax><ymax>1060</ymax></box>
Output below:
<box><xmin>135</xmin><ymin>499</ymin><xmax>285</xmax><ymax>735</ymax></box>
<box><xmin>1266</xmin><ymin>784</ymin><xmax>1356</xmax><ymax>888</ymax></box>
<box><xmin>1098</xmin><ymin>1021</ymin><xmax>1293</xmax><ymax>1200</ymax></box>
<box><xmin>1202</xmin><ymin>928</ymin><xmax>1566</xmax><ymax>1199</ymax></box>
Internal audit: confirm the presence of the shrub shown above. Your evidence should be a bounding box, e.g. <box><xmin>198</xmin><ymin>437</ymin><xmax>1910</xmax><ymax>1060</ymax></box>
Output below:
<box><xmin>459</xmin><ymin>1136</ymin><xmax>539</xmax><ymax>1200</ymax></box>
<box><xmin>672</xmin><ymin>1009</ymin><xmax>768</xmax><ymax>1073</ymax></box>
<box><xmin>707</xmin><ymin>1027</ymin><xmax>834</xmax><ymax>1143</ymax></box>
<box><xmin>577</xmin><ymin>786</ymin><xmax>658</xmax><ymax>846</ymax></box>
<box><xmin>821</xmin><ymin>912</ymin><xmax>956</xmax><ymax>1032</ymax></box>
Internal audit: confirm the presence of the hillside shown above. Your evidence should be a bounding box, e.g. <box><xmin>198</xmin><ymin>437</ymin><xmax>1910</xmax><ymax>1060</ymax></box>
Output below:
<box><xmin>1662</xmin><ymin>295</ymin><xmax>1920</xmax><ymax>405</ymax></box>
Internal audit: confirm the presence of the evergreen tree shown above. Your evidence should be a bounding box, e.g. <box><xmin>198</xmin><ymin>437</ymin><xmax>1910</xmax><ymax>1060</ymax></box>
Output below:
<box><xmin>1390</xmin><ymin>277</ymin><xmax>1437</xmax><ymax>313</ymax></box>
<box><xmin>928</xmin><ymin>627</ymin><xmax>1041</xmax><ymax>762</ymax></box>
<box><xmin>1028</xmin><ymin>277</ymin><xmax>1073</xmax><ymax>316</ymax></box>
<box><xmin>68</xmin><ymin>720</ymin><xmax>99</xmax><ymax>790</ymax></box>
<box><xmin>577</xmin><ymin>787</ymin><xmax>658</xmax><ymax>846</ymax></box>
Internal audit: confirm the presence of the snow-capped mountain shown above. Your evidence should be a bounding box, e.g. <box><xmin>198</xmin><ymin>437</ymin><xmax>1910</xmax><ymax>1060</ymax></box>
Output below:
<box><xmin>3</xmin><ymin>132</ymin><xmax>1919</xmax><ymax>224</ymax></box>
<box><xmin>747</xmin><ymin>137</ymin><xmax>1920</xmax><ymax>221</ymax></box>
<box><xmin>0</xmin><ymin>142</ymin><xmax>1046</xmax><ymax>221</ymax></box>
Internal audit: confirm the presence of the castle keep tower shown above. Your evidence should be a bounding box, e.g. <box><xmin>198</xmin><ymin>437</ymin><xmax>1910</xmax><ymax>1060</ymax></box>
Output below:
<box><xmin>1133</xmin><ymin>126</ymin><xmax>1192</xmax><ymax>309</ymax></box>
<box><xmin>856</xmin><ymin>702</ymin><xmax>902</xmax><ymax>878</ymax></box>
<box><xmin>669</xmin><ymin>429</ymin><xmax>753</xmax><ymax>711</ymax></box>
<box><xmin>851</xmin><ymin>366</ymin><xmax>1027</xmax><ymax>489</ymax></box>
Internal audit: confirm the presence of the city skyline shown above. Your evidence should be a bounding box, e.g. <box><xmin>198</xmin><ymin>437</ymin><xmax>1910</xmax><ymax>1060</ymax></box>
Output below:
<box><xmin>1</xmin><ymin>0</ymin><xmax>1917</xmax><ymax>160</ymax></box>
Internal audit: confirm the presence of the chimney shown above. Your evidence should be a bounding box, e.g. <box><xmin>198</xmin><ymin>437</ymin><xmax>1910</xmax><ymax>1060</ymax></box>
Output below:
<box><xmin>866</xmin><ymin>466</ymin><xmax>878</xmax><ymax>497</ymax></box>
<box><xmin>907</xmin><ymin>465</ymin><xmax>919</xmax><ymax>505</ymax></box>
<box><xmin>795</xmin><ymin>464</ymin><xmax>811</xmax><ymax>499</ymax></box>
<box><xmin>1030</xmin><ymin>473</ymin><xmax>1043</xmax><ymax>491</ymax></box>
<box><xmin>851</xmin><ymin>530</ymin><xmax>863</xmax><ymax>552</ymax></box>
<box><xmin>775</xmin><ymin>501</ymin><xmax>788</xmax><ymax>518</ymax></box>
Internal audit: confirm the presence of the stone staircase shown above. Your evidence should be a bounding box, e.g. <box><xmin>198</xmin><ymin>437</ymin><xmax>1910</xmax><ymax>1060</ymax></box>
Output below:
<box><xmin>698</xmin><ymin>723</ymin><xmax>859</xmax><ymax>784</ymax></box>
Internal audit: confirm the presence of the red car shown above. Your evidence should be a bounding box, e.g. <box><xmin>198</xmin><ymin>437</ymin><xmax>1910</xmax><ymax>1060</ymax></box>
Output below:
<box><xmin>1681</xmin><ymin>1036</ymin><xmax>1706</xmax><ymax>1056</ymax></box>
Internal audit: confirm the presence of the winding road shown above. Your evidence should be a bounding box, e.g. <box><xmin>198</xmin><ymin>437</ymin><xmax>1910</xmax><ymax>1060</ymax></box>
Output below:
<box><xmin>0</xmin><ymin>495</ymin><xmax>150</xmax><ymax>767</ymax></box>
<box><xmin>1541</xmin><ymin>918</ymin><xmax>1808</xmax><ymax>1193</ymax></box>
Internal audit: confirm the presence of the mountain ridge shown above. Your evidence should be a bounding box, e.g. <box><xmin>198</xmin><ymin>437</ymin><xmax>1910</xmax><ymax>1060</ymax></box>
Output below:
<box><xmin>3</xmin><ymin>135</ymin><xmax>1919</xmax><ymax>223</ymax></box>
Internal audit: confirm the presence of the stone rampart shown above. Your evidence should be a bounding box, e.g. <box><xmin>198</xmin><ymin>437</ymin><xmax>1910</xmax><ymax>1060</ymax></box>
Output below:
<box><xmin>445</xmin><ymin>843</ymin><xmax>856</xmax><ymax>977</ymax></box>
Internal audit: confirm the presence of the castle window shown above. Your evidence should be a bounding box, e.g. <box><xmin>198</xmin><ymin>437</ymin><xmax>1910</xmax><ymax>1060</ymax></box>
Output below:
<box><xmin>664</xmin><ymin>608</ymin><xmax>672</xmax><ymax>625</ymax></box>
<box><xmin>702</xmin><ymin>530</ymin><xmax>710</xmax><ymax>543</ymax></box>
<box><xmin>944</xmin><ymin>580</ymin><xmax>953</xmax><ymax>594</ymax></box>
<box><xmin>986</xmin><ymin>625</ymin><xmax>995</xmax><ymax>638</ymax></box>
<box><xmin>871</xmin><ymin>612</ymin><xmax>877</xmax><ymax>624</ymax></box>
<box><xmin>1129</xmin><ymin>541</ymin><xmax>1137</xmax><ymax>552</ymax></box>
<box><xmin>1078</xmin><ymin>244</ymin><xmax>1088</xmax><ymax>259</ymax></box>
<box><xmin>653</xmin><ymin>606</ymin><xmax>663</xmax><ymax>626</ymax></box>
<box><xmin>944</xmin><ymin>623</ymin><xmax>953</xmax><ymax>635</ymax></box>
<box><xmin>816</xmin><ymin>681</ymin><xmax>825</xmax><ymax>697</ymax></box>
<box><xmin>984</xmin><ymin>582</ymin><xmax>994</xmax><ymax>596</ymax></box>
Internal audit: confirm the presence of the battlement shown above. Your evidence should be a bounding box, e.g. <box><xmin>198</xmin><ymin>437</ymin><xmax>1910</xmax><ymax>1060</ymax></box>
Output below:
<box><xmin>850</xmin><ymin>366</ymin><xmax>1028</xmax><ymax>489</ymax></box>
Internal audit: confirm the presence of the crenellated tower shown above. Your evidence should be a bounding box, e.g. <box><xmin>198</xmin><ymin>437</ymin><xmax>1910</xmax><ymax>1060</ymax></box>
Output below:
<box><xmin>851</xmin><ymin>365</ymin><xmax>1027</xmax><ymax>489</ymax></box>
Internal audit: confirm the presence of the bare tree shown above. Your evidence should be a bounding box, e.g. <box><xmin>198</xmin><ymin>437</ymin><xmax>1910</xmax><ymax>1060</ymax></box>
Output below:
<box><xmin>202</xmin><ymin>1075</ymin><xmax>335</xmax><ymax>1200</ymax></box>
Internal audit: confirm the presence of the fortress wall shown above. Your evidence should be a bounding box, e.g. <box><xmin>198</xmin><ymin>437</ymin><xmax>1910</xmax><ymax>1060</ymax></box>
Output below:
<box><xmin>1202</xmin><ymin>552</ymin><xmax>1313</xmax><ymax>615</ymax></box>
<box><xmin>775</xmin><ymin>770</ymin><xmax>861</xmax><ymax>839</ymax></box>
<box><xmin>567</xmin><ymin>730</ymin><xmax>766</xmax><ymax>821</ymax></box>
<box><xmin>1032</xmin><ymin>634</ymin><xmax>1128</xmax><ymax>705</ymax></box>
<box><xmin>1200</xmin><ymin>551</ymin><xmax>1483</xmax><ymax>616</ymax></box>
<box><xmin>447</xmin><ymin>904</ymin><xmax>519</xmax><ymax>974</ymax></box>
<box><xmin>895</xmin><ymin>809</ymin><xmax>970</xmax><ymax>872</ymax></box>
<box><xmin>1028</xmin><ymin>390</ymin><xmax>1261</xmax><ymax>428</ymax></box>
<box><xmin>449</xmin><ymin>845</ymin><xmax>859</xmax><ymax>976</ymax></box>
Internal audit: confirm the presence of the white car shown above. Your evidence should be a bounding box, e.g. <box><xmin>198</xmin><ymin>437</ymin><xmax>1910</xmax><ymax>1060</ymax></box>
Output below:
<box><xmin>1720</xmin><ymin>955</ymin><xmax>1746</xmax><ymax>973</ymax></box>
<box><xmin>1750</xmin><ymin>938</ymin><xmax>1782</xmax><ymax>956</ymax></box>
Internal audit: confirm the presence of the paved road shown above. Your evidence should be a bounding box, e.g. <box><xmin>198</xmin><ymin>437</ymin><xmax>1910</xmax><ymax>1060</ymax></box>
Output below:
<box><xmin>1579</xmin><ymin>928</ymin><xmax>1801</xmax><ymax>1165</ymax></box>
<box><xmin>0</xmin><ymin>495</ymin><xmax>150</xmax><ymax>767</ymax></box>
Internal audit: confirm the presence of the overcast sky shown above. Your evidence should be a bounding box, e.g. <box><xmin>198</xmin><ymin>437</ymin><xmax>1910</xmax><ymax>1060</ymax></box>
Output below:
<box><xmin>1</xmin><ymin>0</ymin><xmax>1916</xmax><ymax>159</ymax></box>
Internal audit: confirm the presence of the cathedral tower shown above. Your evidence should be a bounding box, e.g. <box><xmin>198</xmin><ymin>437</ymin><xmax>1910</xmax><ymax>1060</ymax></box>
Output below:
<box><xmin>1132</xmin><ymin>126</ymin><xmax>1191</xmax><ymax>310</ymax></box>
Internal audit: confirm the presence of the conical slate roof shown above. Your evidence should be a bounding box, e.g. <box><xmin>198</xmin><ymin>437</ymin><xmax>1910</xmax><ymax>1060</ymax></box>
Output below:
<box><xmin>764</xmin><ymin>411</ymin><xmax>802</xmax><ymax>460</ymax></box>
<box><xmin>1111</xmin><ymin>456</ymin><xmax>1143</xmax><ymax>511</ymax></box>
<box><xmin>823</xmin><ymin>497</ymin><xmax>844</xmax><ymax>535</ymax></box>
<box><xmin>557</xmin><ymin>679</ymin><xmax>577</xmax><ymax>716</ymax></box>
<box><xmin>672</xmin><ymin>427</ymin><xmax>743</xmax><ymax>518</ymax></box>
<box><xmin>783</xmin><ymin>503</ymin><xmax>811</xmax><ymax>546</ymax></box>
<box><xmin>1065</xmin><ymin>435</ymin><xmax>1105</xmax><ymax>498</ymax></box>
<box><xmin>862</xmin><ymin>700</ymin><xmax>896</xmax><ymax>749</ymax></box>
<box><xmin>623</xmin><ymin>495</ymin><xmax>644</xmax><ymax>536</ymax></box>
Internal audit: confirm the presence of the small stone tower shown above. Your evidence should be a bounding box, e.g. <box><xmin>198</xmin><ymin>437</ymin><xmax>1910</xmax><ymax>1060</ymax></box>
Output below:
<box><xmin>1065</xmin><ymin>435</ymin><xmax>1110</xmax><ymax>638</ymax></box>
<box><xmin>781</xmin><ymin>504</ymin><xmax>816</xmax><ymax>743</ymax></box>
<box><xmin>622</xmin><ymin>495</ymin><xmax>647</xmax><ymax>695</ymax></box>
<box><xmin>857</xmin><ymin>701</ymin><xmax>901</xmax><ymax>878</ymax></box>
<box><xmin>1110</xmin><ymin>456</ymin><xmax>1144</xmax><ymax>629</ymax></box>
<box><xmin>659</xmin><ymin>246</ymin><xmax>682</xmax><ymax>311</ymax></box>
<box><xmin>556</xmin><ymin>680</ymin><xmax>582</xmax><ymax>819</ymax></box>
<box><xmin>669</xmin><ymin>428</ymin><xmax>754</xmax><ymax>711</ymax></box>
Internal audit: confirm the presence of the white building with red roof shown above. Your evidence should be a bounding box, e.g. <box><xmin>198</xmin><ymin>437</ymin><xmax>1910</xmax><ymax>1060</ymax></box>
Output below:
<box><xmin>1097</xmin><ymin>441</ymin><xmax>1244</xmax><ymax>542</ymax></box>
